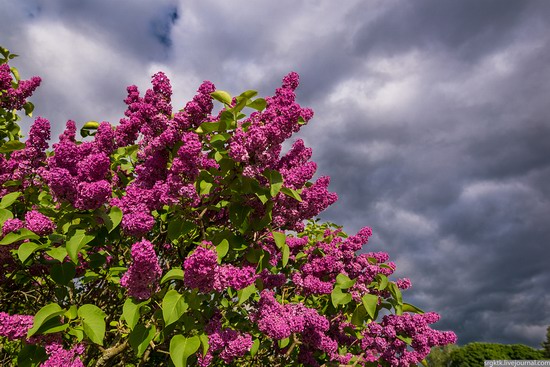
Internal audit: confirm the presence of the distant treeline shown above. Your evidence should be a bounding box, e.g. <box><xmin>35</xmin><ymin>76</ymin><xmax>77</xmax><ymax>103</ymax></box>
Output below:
<box><xmin>427</xmin><ymin>342</ymin><xmax>548</xmax><ymax>366</ymax></box>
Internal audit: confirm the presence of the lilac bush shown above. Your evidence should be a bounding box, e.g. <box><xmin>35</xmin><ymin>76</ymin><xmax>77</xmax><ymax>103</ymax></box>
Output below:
<box><xmin>0</xmin><ymin>45</ymin><xmax>456</xmax><ymax>366</ymax></box>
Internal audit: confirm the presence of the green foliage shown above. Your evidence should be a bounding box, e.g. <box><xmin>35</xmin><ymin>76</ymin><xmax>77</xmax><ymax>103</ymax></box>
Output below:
<box><xmin>449</xmin><ymin>343</ymin><xmax>546</xmax><ymax>366</ymax></box>
<box><xmin>542</xmin><ymin>325</ymin><xmax>550</xmax><ymax>358</ymax></box>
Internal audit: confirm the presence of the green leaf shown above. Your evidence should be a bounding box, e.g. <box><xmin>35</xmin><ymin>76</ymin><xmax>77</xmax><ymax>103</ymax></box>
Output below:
<box><xmin>388</xmin><ymin>282</ymin><xmax>403</xmax><ymax>305</ymax></box>
<box><xmin>0</xmin><ymin>140</ymin><xmax>26</xmax><ymax>154</ymax></box>
<box><xmin>160</xmin><ymin>268</ymin><xmax>184</xmax><ymax>285</ymax></box>
<box><xmin>10</xmin><ymin>66</ymin><xmax>20</xmax><ymax>81</ymax></box>
<box><xmin>0</xmin><ymin>228</ymin><xmax>40</xmax><ymax>245</ymax></box>
<box><xmin>278</xmin><ymin>337</ymin><xmax>290</xmax><ymax>348</ymax></box>
<box><xmin>198</xmin><ymin>333</ymin><xmax>209</xmax><ymax>357</ymax></box>
<box><xmin>397</xmin><ymin>334</ymin><xmax>413</xmax><ymax>345</ymax></box>
<box><xmin>83</xmin><ymin>121</ymin><xmax>99</xmax><ymax>129</ymax></box>
<box><xmin>232</xmin><ymin>96</ymin><xmax>248</xmax><ymax>113</ymax></box>
<box><xmin>17</xmin><ymin>242</ymin><xmax>41</xmax><ymax>263</ymax></box>
<box><xmin>239</xmin><ymin>90</ymin><xmax>258</xmax><ymax>99</ymax></box>
<box><xmin>331</xmin><ymin>287</ymin><xmax>352</xmax><ymax>308</ymax></box>
<box><xmin>78</xmin><ymin>304</ymin><xmax>106</xmax><ymax>345</ymax></box>
<box><xmin>0</xmin><ymin>208</ymin><xmax>13</xmax><ymax>224</ymax></box>
<box><xmin>27</xmin><ymin>303</ymin><xmax>65</xmax><ymax>338</ymax></box>
<box><xmin>45</xmin><ymin>247</ymin><xmax>68</xmax><ymax>262</ymax></box>
<box><xmin>336</xmin><ymin>273</ymin><xmax>356</xmax><ymax>289</ymax></box>
<box><xmin>237</xmin><ymin>283</ymin><xmax>256</xmax><ymax>305</ymax></box>
<box><xmin>68</xmin><ymin>327</ymin><xmax>84</xmax><ymax>342</ymax></box>
<box><xmin>17</xmin><ymin>344</ymin><xmax>47</xmax><ymax>367</ymax></box>
<box><xmin>216</xmin><ymin>239</ymin><xmax>229</xmax><ymax>263</ymax></box>
<box><xmin>170</xmin><ymin>335</ymin><xmax>201</xmax><ymax>367</ymax></box>
<box><xmin>123</xmin><ymin>298</ymin><xmax>149</xmax><ymax>330</ymax></box>
<box><xmin>211</xmin><ymin>90</ymin><xmax>232</xmax><ymax>105</ymax></box>
<box><xmin>250</xmin><ymin>339</ymin><xmax>260</xmax><ymax>357</ymax></box>
<box><xmin>80</xmin><ymin>121</ymin><xmax>99</xmax><ymax>137</ymax></box>
<box><xmin>247</xmin><ymin>98</ymin><xmax>267</xmax><ymax>111</ymax></box>
<box><xmin>361</xmin><ymin>294</ymin><xmax>378</xmax><ymax>319</ymax></box>
<box><xmin>199</xmin><ymin>180</ymin><xmax>213</xmax><ymax>195</ymax></box>
<box><xmin>282</xmin><ymin>244</ymin><xmax>290</xmax><ymax>267</ymax></box>
<box><xmin>402</xmin><ymin>303</ymin><xmax>425</xmax><ymax>314</ymax></box>
<box><xmin>35</xmin><ymin>317</ymin><xmax>68</xmax><ymax>334</ymax></box>
<box><xmin>65</xmin><ymin>305</ymin><xmax>78</xmax><ymax>320</ymax></box>
<box><xmin>351</xmin><ymin>304</ymin><xmax>367</xmax><ymax>326</ymax></box>
<box><xmin>272</xmin><ymin>231</ymin><xmax>286</xmax><ymax>249</ymax></box>
<box><xmin>280</xmin><ymin>187</ymin><xmax>302</xmax><ymax>202</ymax></box>
<box><xmin>255</xmin><ymin>192</ymin><xmax>269</xmax><ymax>204</ymax></box>
<box><xmin>0</xmin><ymin>191</ymin><xmax>21</xmax><ymax>209</ymax></box>
<box><xmin>129</xmin><ymin>324</ymin><xmax>156</xmax><ymax>357</ymax></box>
<box><xmin>107</xmin><ymin>206</ymin><xmax>122</xmax><ymax>232</ymax></box>
<box><xmin>50</xmin><ymin>262</ymin><xmax>76</xmax><ymax>286</ymax></box>
<box><xmin>162</xmin><ymin>290</ymin><xmax>188</xmax><ymax>326</ymax></box>
<box><xmin>377</xmin><ymin>274</ymin><xmax>389</xmax><ymax>290</ymax></box>
<box><xmin>167</xmin><ymin>221</ymin><xmax>195</xmax><ymax>241</ymax></box>
<box><xmin>66</xmin><ymin>229</ymin><xmax>94</xmax><ymax>263</ymax></box>
<box><xmin>23</xmin><ymin>101</ymin><xmax>34</xmax><ymax>117</ymax></box>
<box><xmin>266</xmin><ymin>170</ymin><xmax>283</xmax><ymax>197</ymax></box>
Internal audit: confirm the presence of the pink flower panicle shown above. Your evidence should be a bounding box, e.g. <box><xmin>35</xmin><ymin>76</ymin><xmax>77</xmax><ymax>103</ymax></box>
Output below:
<box><xmin>42</xmin><ymin>343</ymin><xmax>85</xmax><ymax>367</ymax></box>
<box><xmin>0</xmin><ymin>312</ymin><xmax>34</xmax><ymax>341</ymax></box>
<box><xmin>120</xmin><ymin>239</ymin><xmax>162</xmax><ymax>300</ymax></box>
<box><xmin>183</xmin><ymin>243</ymin><xmax>257</xmax><ymax>293</ymax></box>
<box><xmin>25</xmin><ymin>210</ymin><xmax>55</xmax><ymax>236</ymax></box>
<box><xmin>360</xmin><ymin>313</ymin><xmax>457</xmax><ymax>366</ymax></box>
<box><xmin>2</xmin><ymin>218</ymin><xmax>24</xmax><ymax>236</ymax></box>
<box><xmin>253</xmin><ymin>291</ymin><xmax>341</xmax><ymax>363</ymax></box>
<box><xmin>0</xmin><ymin>63</ymin><xmax>41</xmax><ymax>111</ymax></box>
<box><xmin>198</xmin><ymin>315</ymin><xmax>253</xmax><ymax>366</ymax></box>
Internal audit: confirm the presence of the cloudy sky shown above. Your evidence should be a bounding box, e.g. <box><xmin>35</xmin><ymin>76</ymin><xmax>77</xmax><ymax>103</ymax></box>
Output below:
<box><xmin>2</xmin><ymin>0</ymin><xmax>550</xmax><ymax>348</ymax></box>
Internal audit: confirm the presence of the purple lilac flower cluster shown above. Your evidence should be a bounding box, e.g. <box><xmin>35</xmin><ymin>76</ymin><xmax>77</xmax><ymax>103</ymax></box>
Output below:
<box><xmin>0</xmin><ymin>63</ymin><xmax>41</xmax><ymax>111</ymax></box>
<box><xmin>0</xmin><ymin>311</ymin><xmax>34</xmax><ymax>340</ymax></box>
<box><xmin>42</xmin><ymin>343</ymin><xmax>85</xmax><ymax>367</ymax></box>
<box><xmin>0</xmin><ymin>214</ymin><xmax>53</xmax><ymax>280</ymax></box>
<box><xmin>1</xmin><ymin>211</ymin><xmax>55</xmax><ymax>238</ymax></box>
<box><xmin>111</xmin><ymin>73</ymin><xmax>216</xmax><ymax>236</ymax></box>
<box><xmin>183</xmin><ymin>243</ymin><xmax>257</xmax><ymax>293</ymax></box>
<box><xmin>44</xmin><ymin>120</ymin><xmax>114</xmax><ymax>211</ymax></box>
<box><xmin>25</xmin><ymin>210</ymin><xmax>56</xmax><ymax>236</ymax></box>
<box><xmin>252</xmin><ymin>291</ymin><xmax>343</xmax><ymax>364</ymax></box>
<box><xmin>120</xmin><ymin>239</ymin><xmax>162</xmax><ymax>300</ymax></box>
<box><xmin>198</xmin><ymin>315</ymin><xmax>253</xmax><ymax>366</ymax></box>
<box><xmin>360</xmin><ymin>312</ymin><xmax>457</xmax><ymax>366</ymax></box>
<box><xmin>1</xmin><ymin>117</ymin><xmax>50</xmax><ymax>193</ymax></box>
<box><xmin>226</xmin><ymin>73</ymin><xmax>337</xmax><ymax>231</ymax></box>
<box><xmin>2</xmin><ymin>217</ymin><xmax>24</xmax><ymax>235</ymax></box>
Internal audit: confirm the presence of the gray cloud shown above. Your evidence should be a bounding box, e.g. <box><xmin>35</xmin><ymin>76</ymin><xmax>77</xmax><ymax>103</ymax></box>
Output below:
<box><xmin>1</xmin><ymin>0</ymin><xmax>550</xmax><ymax>348</ymax></box>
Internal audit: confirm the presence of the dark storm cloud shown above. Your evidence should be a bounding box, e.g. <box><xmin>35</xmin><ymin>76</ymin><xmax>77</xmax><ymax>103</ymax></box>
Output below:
<box><xmin>1</xmin><ymin>0</ymin><xmax>549</xmax><ymax>348</ymax></box>
<box><xmin>351</xmin><ymin>0</ymin><xmax>536</xmax><ymax>60</ymax></box>
<box><xmin>306</xmin><ymin>0</ymin><xmax>550</xmax><ymax>347</ymax></box>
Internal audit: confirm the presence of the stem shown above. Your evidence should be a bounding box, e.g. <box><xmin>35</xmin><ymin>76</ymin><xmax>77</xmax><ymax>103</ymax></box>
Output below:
<box><xmin>94</xmin><ymin>340</ymin><xmax>128</xmax><ymax>367</ymax></box>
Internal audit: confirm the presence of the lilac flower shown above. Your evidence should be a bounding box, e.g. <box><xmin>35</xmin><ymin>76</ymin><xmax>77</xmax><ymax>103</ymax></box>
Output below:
<box><xmin>120</xmin><ymin>239</ymin><xmax>162</xmax><ymax>300</ymax></box>
<box><xmin>2</xmin><ymin>218</ymin><xmax>24</xmax><ymax>236</ymax></box>
<box><xmin>77</xmin><ymin>153</ymin><xmax>110</xmax><ymax>182</ymax></box>
<box><xmin>184</xmin><ymin>244</ymin><xmax>257</xmax><ymax>293</ymax></box>
<box><xmin>360</xmin><ymin>313</ymin><xmax>457</xmax><ymax>366</ymax></box>
<box><xmin>46</xmin><ymin>167</ymin><xmax>77</xmax><ymax>202</ymax></box>
<box><xmin>120</xmin><ymin>210</ymin><xmax>156</xmax><ymax>237</ymax></box>
<box><xmin>74</xmin><ymin>180</ymin><xmax>111</xmax><ymax>210</ymax></box>
<box><xmin>183</xmin><ymin>245</ymin><xmax>218</xmax><ymax>292</ymax></box>
<box><xmin>0</xmin><ymin>63</ymin><xmax>41</xmax><ymax>111</ymax></box>
<box><xmin>25</xmin><ymin>210</ymin><xmax>55</xmax><ymax>236</ymax></box>
<box><xmin>199</xmin><ymin>315</ymin><xmax>253</xmax><ymax>366</ymax></box>
<box><xmin>0</xmin><ymin>312</ymin><xmax>34</xmax><ymax>340</ymax></box>
<box><xmin>42</xmin><ymin>343</ymin><xmax>85</xmax><ymax>367</ymax></box>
